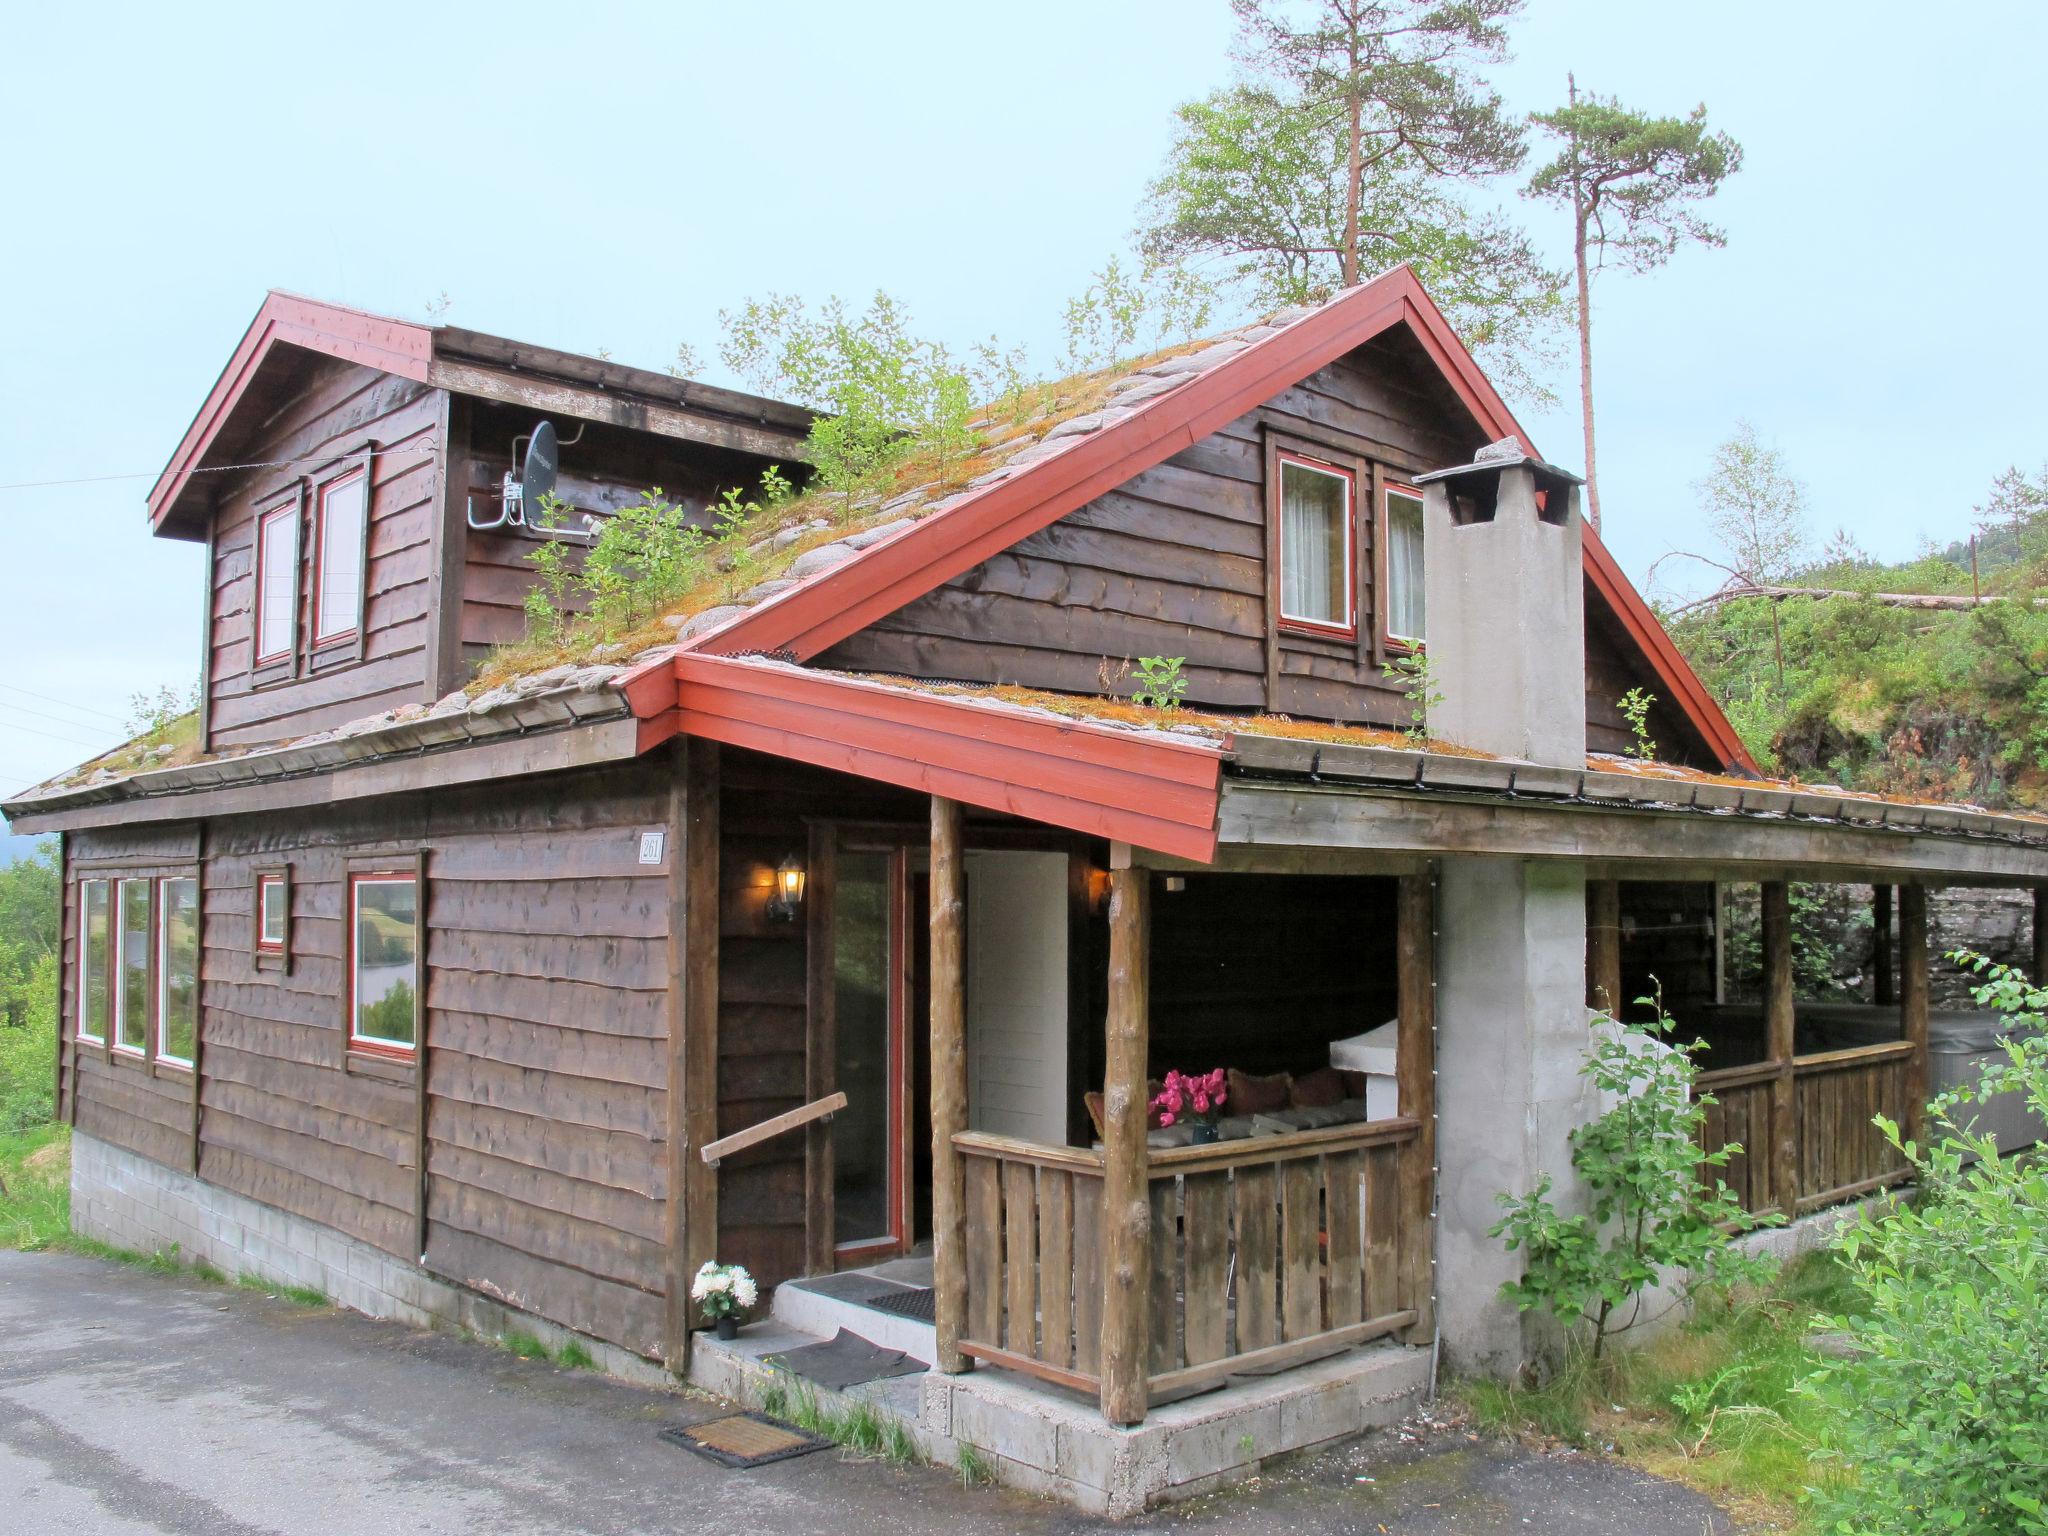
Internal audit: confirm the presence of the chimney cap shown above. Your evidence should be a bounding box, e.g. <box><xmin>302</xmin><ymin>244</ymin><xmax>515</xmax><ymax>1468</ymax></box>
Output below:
<box><xmin>1415</xmin><ymin>435</ymin><xmax>1585</xmax><ymax>488</ymax></box>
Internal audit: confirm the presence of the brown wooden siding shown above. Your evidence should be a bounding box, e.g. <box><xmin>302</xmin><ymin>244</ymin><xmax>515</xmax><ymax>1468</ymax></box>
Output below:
<box><xmin>825</xmin><ymin>332</ymin><xmax>1718</xmax><ymax>767</ymax></box>
<box><xmin>204</xmin><ymin>357</ymin><xmax>442</xmax><ymax>748</ymax></box>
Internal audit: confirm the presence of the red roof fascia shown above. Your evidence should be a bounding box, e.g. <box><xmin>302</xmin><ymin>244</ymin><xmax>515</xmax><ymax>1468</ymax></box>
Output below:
<box><xmin>658</xmin><ymin>655</ymin><xmax>1224</xmax><ymax>861</ymax></box>
<box><xmin>147</xmin><ymin>292</ymin><xmax>434</xmax><ymax>532</ymax></box>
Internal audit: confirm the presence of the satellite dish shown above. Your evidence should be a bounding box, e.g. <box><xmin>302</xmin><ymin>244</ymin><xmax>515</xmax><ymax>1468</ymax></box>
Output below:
<box><xmin>521</xmin><ymin>420</ymin><xmax>560</xmax><ymax>514</ymax></box>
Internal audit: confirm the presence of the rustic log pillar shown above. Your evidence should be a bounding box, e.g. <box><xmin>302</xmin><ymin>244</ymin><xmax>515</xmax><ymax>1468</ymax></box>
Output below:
<box><xmin>663</xmin><ymin>737</ymin><xmax>720</xmax><ymax>1373</ymax></box>
<box><xmin>803</xmin><ymin>823</ymin><xmax>839</xmax><ymax>1278</ymax></box>
<box><xmin>929</xmin><ymin>797</ymin><xmax>969</xmax><ymax>1374</ymax></box>
<box><xmin>1872</xmin><ymin>885</ymin><xmax>1895</xmax><ymax>1007</ymax></box>
<box><xmin>1762</xmin><ymin>882</ymin><xmax>1799</xmax><ymax>1216</ymax></box>
<box><xmin>1099</xmin><ymin>862</ymin><xmax>1153</xmax><ymax>1426</ymax></box>
<box><xmin>2033</xmin><ymin>886</ymin><xmax>2048</xmax><ymax>985</ymax></box>
<box><xmin>1585</xmin><ymin>880</ymin><xmax>1623</xmax><ymax>1016</ymax></box>
<box><xmin>1900</xmin><ymin>884</ymin><xmax>1930</xmax><ymax>1151</ymax></box>
<box><xmin>1395</xmin><ymin>871</ymin><xmax>1435</xmax><ymax>1343</ymax></box>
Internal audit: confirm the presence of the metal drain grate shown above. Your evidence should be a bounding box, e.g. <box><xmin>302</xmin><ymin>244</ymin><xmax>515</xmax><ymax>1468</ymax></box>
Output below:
<box><xmin>660</xmin><ymin>1413</ymin><xmax>832</xmax><ymax>1469</ymax></box>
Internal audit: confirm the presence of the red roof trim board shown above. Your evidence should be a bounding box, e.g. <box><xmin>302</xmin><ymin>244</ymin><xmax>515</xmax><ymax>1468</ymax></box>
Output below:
<box><xmin>148</xmin><ymin>293</ymin><xmax>434</xmax><ymax>534</ymax></box>
<box><xmin>665</xmin><ymin>655</ymin><xmax>1224</xmax><ymax>862</ymax></box>
<box><xmin>681</xmin><ymin>266</ymin><xmax>1757</xmax><ymax>775</ymax></box>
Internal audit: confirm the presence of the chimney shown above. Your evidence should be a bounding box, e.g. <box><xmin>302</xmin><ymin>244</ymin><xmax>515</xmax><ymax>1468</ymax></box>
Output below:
<box><xmin>1415</xmin><ymin>437</ymin><xmax>1587</xmax><ymax>768</ymax></box>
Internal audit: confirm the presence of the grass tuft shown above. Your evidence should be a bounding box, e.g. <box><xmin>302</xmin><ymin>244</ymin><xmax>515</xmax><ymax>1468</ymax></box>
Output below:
<box><xmin>555</xmin><ymin>1340</ymin><xmax>596</xmax><ymax>1370</ymax></box>
<box><xmin>753</xmin><ymin>1373</ymin><xmax>920</xmax><ymax>1467</ymax></box>
<box><xmin>1458</xmin><ymin>1252</ymin><xmax>1863</xmax><ymax>1531</ymax></box>
<box><xmin>955</xmin><ymin>1442</ymin><xmax>995</xmax><ymax>1487</ymax></box>
<box><xmin>501</xmin><ymin>1330</ymin><xmax>551</xmax><ymax>1361</ymax></box>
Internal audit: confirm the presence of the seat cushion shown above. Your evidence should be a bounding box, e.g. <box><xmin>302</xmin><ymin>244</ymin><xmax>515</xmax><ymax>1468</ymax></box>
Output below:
<box><xmin>1227</xmin><ymin>1069</ymin><xmax>1292</xmax><ymax>1116</ymax></box>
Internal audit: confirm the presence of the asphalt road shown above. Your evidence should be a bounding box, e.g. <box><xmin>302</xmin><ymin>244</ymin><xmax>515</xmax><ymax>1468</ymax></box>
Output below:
<box><xmin>0</xmin><ymin>1250</ymin><xmax>1734</xmax><ymax>1534</ymax></box>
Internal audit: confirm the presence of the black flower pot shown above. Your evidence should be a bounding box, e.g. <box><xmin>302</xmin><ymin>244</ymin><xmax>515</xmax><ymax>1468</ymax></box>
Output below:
<box><xmin>715</xmin><ymin>1315</ymin><xmax>739</xmax><ymax>1341</ymax></box>
<box><xmin>1190</xmin><ymin>1122</ymin><xmax>1220</xmax><ymax>1145</ymax></box>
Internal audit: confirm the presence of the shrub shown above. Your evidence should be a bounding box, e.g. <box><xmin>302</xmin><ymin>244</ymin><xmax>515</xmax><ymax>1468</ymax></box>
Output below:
<box><xmin>1491</xmin><ymin>998</ymin><xmax>1778</xmax><ymax>1359</ymax></box>
<box><xmin>1802</xmin><ymin>952</ymin><xmax>2048</xmax><ymax>1534</ymax></box>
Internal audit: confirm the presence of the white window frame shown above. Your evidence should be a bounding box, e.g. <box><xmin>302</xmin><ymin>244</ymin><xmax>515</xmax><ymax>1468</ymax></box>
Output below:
<box><xmin>155</xmin><ymin>876</ymin><xmax>199</xmax><ymax>1069</ymax></box>
<box><xmin>77</xmin><ymin>878</ymin><xmax>109</xmax><ymax>1045</ymax></box>
<box><xmin>1275</xmin><ymin>452</ymin><xmax>1357</xmax><ymax>638</ymax></box>
<box><xmin>348</xmin><ymin>872</ymin><xmax>419</xmax><ymax>1056</ymax></box>
<box><xmin>313</xmin><ymin>467</ymin><xmax>367</xmax><ymax>646</ymax></box>
<box><xmin>1383</xmin><ymin>482</ymin><xmax>1427</xmax><ymax>649</ymax></box>
<box><xmin>111</xmin><ymin>876</ymin><xmax>150</xmax><ymax>1057</ymax></box>
<box><xmin>254</xmin><ymin>498</ymin><xmax>300</xmax><ymax>666</ymax></box>
<box><xmin>258</xmin><ymin>874</ymin><xmax>287</xmax><ymax>952</ymax></box>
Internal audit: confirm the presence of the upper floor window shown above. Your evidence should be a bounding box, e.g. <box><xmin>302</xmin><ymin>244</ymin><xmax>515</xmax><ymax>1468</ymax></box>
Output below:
<box><xmin>1384</xmin><ymin>484</ymin><xmax>1426</xmax><ymax>646</ymax></box>
<box><xmin>255</xmin><ymin>498</ymin><xmax>300</xmax><ymax>665</ymax></box>
<box><xmin>157</xmin><ymin>877</ymin><xmax>199</xmax><ymax>1067</ymax></box>
<box><xmin>349</xmin><ymin>872</ymin><xmax>418</xmax><ymax>1056</ymax></box>
<box><xmin>113</xmin><ymin>877</ymin><xmax>151</xmax><ymax>1055</ymax></box>
<box><xmin>314</xmin><ymin>469</ymin><xmax>367</xmax><ymax>645</ymax></box>
<box><xmin>257</xmin><ymin>873</ymin><xmax>288</xmax><ymax>954</ymax></box>
<box><xmin>78</xmin><ymin>879</ymin><xmax>111</xmax><ymax>1043</ymax></box>
<box><xmin>1277</xmin><ymin>452</ymin><xmax>1355</xmax><ymax>637</ymax></box>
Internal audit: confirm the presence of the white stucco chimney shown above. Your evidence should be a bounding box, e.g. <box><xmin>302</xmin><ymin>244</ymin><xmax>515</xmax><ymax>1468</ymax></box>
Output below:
<box><xmin>1416</xmin><ymin>438</ymin><xmax>1587</xmax><ymax>769</ymax></box>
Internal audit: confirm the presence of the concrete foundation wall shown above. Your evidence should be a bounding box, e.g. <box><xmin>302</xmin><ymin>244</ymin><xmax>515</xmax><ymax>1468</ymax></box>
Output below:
<box><xmin>69</xmin><ymin>1131</ymin><xmax>669</xmax><ymax>1390</ymax></box>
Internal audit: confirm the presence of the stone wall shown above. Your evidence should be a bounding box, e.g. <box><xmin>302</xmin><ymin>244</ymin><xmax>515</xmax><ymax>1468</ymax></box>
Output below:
<box><xmin>1722</xmin><ymin>883</ymin><xmax>2031</xmax><ymax>1009</ymax></box>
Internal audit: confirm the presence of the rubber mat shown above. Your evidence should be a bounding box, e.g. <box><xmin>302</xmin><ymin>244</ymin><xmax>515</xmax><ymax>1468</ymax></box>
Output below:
<box><xmin>660</xmin><ymin>1413</ymin><xmax>831</xmax><ymax>1469</ymax></box>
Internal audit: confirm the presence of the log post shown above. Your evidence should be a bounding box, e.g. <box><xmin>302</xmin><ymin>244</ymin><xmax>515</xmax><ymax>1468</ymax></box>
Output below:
<box><xmin>663</xmin><ymin>737</ymin><xmax>720</xmax><ymax>1374</ymax></box>
<box><xmin>1099</xmin><ymin>861</ymin><xmax>1153</xmax><ymax>1426</ymax></box>
<box><xmin>1585</xmin><ymin>880</ymin><xmax>1623</xmax><ymax>1016</ymax></box>
<box><xmin>929</xmin><ymin>797</ymin><xmax>969</xmax><ymax>1374</ymax></box>
<box><xmin>1900</xmin><ymin>884</ymin><xmax>1930</xmax><ymax>1151</ymax></box>
<box><xmin>1871</xmin><ymin>885</ymin><xmax>1895</xmax><ymax>1007</ymax></box>
<box><xmin>802</xmin><ymin>822</ymin><xmax>838</xmax><ymax>1278</ymax></box>
<box><xmin>2033</xmin><ymin>886</ymin><xmax>2048</xmax><ymax>985</ymax></box>
<box><xmin>1762</xmin><ymin>882</ymin><xmax>1799</xmax><ymax>1216</ymax></box>
<box><xmin>1395</xmin><ymin>871</ymin><xmax>1435</xmax><ymax>1343</ymax></box>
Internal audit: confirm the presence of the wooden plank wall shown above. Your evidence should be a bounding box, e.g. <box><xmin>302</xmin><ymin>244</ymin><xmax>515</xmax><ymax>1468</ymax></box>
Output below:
<box><xmin>205</xmin><ymin>357</ymin><xmax>443</xmax><ymax>747</ymax></box>
<box><xmin>823</xmin><ymin>331</ymin><xmax>1718</xmax><ymax>768</ymax></box>
<box><xmin>1586</xmin><ymin>605</ymin><xmax>1698</xmax><ymax>760</ymax></box>
<box><xmin>62</xmin><ymin>825</ymin><xmax>205</xmax><ymax>1167</ymax></box>
<box><xmin>713</xmin><ymin>749</ymin><xmax>924</xmax><ymax>1294</ymax></box>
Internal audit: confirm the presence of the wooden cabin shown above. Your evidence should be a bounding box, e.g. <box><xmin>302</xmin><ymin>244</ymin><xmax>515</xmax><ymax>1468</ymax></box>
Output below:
<box><xmin>13</xmin><ymin>275</ymin><xmax>2048</xmax><ymax>1512</ymax></box>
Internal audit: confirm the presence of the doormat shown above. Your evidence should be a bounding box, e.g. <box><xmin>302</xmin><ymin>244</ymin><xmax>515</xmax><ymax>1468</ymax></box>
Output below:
<box><xmin>863</xmin><ymin>1286</ymin><xmax>938</xmax><ymax>1324</ymax></box>
<box><xmin>764</xmin><ymin>1327</ymin><xmax>926</xmax><ymax>1389</ymax></box>
<box><xmin>660</xmin><ymin>1413</ymin><xmax>831</xmax><ymax>1469</ymax></box>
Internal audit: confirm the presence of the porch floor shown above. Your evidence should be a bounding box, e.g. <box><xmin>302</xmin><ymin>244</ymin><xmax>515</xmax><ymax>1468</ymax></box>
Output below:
<box><xmin>688</xmin><ymin>1260</ymin><xmax>1430</xmax><ymax>1515</ymax></box>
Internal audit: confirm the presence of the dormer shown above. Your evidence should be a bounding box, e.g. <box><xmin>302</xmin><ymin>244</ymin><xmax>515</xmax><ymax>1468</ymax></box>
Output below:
<box><xmin>150</xmin><ymin>293</ymin><xmax>813</xmax><ymax>751</ymax></box>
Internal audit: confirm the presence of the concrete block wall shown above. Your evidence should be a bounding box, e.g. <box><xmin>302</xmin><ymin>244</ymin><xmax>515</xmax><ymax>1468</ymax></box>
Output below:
<box><xmin>70</xmin><ymin>1131</ymin><xmax>670</xmax><ymax>1391</ymax></box>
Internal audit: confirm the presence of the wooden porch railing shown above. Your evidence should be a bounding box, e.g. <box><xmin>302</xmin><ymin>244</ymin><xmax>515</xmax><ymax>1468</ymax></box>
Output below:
<box><xmin>1697</xmin><ymin>1040</ymin><xmax>1914</xmax><ymax>1216</ymax></box>
<box><xmin>953</xmin><ymin>1118</ymin><xmax>1423</xmax><ymax>1404</ymax></box>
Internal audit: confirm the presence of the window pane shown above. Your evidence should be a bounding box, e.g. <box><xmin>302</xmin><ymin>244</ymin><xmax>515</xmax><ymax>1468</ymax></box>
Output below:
<box><xmin>316</xmin><ymin>473</ymin><xmax>366</xmax><ymax>641</ymax></box>
<box><xmin>117</xmin><ymin>880</ymin><xmax>150</xmax><ymax>1051</ymax></box>
<box><xmin>353</xmin><ymin>878</ymin><xmax>417</xmax><ymax>1047</ymax></box>
<box><xmin>158</xmin><ymin>879</ymin><xmax>199</xmax><ymax>1064</ymax></box>
<box><xmin>80</xmin><ymin>881</ymin><xmax>110</xmax><ymax>1040</ymax></box>
<box><xmin>1387</xmin><ymin>489</ymin><xmax>1426</xmax><ymax>641</ymax></box>
<box><xmin>258</xmin><ymin>508</ymin><xmax>296</xmax><ymax>661</ymax></box>
<box><xmin>1280</xmin><ymin>460</ymin><xmax>1349</xmax><ymax>626</ymax></box>
<box><xmin>833</xmin><ymin>850</ymin><xmax>892</xmax><ymax>1245</ymax></box>
<box><xmin>260</xmin><ymin>878</ymin><xmax>287</xmax><ymax>948</ymax></box>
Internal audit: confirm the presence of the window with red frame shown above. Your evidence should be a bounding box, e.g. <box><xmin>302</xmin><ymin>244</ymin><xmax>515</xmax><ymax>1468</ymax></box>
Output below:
<box><xmin>255</xmin><ymin>499</ymin><xmax>299</xmax><ymax>665</ymax></box>
<box><xmin>1276</xmin><ymin>453</ymin><xmax>1355</xmax><ymax>637</ymax></box>
<box><xmin>314</xmin><ymin>470</ymin><xmax>366</xmax><ymax>645</ymax></box>
<box><xmin>1384</xmin><ymin>483</ymin><xmax>1426</xmax><ymax>646</ymax></box>
<box><xmin>349</xmin><ymin>873</ymin><xmax>417</xmax><ymax>1054</ymax></box>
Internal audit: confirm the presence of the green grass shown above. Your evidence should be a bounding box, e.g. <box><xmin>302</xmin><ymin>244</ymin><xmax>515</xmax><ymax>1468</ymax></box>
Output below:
<box><xmin>755</xmin><ymin>1374</ymin><xmax>920</xmax><ymax>1467</ymax></box>
<box><xmin>236</xmin><ymin>1272</ymin><xmax>330</xmax><ymax>1309</ymax></box>
<box><xmin>555</xmin><ymin>1340</ymin><xmax>596</xmax><ymax>1370</ymax></box>
<box><xmin>1458</xmin><ymin>1252</ymin><xmax>1863</xmax><ymax>1532</ymax></box>
<box><xmin>955</xmin><ymin>1442</ymin><xmax>995</xmax><ymax>1487</ymax></box>
<box><xmin>0</xmin><ymin>1122</ymin><xmax>73</xmax><ymax>1250</ymax></box>
<box><xmin>501</xmin><ymin>1329</ymin><xmax>552</xmax><ymax>1361</ymax></box>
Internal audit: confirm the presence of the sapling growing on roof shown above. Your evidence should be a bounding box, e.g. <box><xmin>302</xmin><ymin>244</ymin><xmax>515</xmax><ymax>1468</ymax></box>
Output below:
<box><xmin>1131</xmin><ymin>655</ymin><xmax>1188</xmax><ymax>711</ymax></box>
<box><xmin>1380</xmin><ymin>650</ymin><xmax>1442</xmax><ymax>744</ymax></box>
<box><xmin>1618</xmin><ymin>686</ymin><xmax>1657</xmax><ymax>760</ymax></box>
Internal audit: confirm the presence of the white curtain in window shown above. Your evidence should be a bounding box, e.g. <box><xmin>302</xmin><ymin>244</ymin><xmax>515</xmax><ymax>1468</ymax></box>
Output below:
<box><xmin>1281</xmin><ymin>462</ymin><xmax>1347</xmax><ymax>625</ymax></box>
<box><xmin>1387</xmin><ymin>490</ymin><xmax>1426</xmax><ymax>641</ymax></box>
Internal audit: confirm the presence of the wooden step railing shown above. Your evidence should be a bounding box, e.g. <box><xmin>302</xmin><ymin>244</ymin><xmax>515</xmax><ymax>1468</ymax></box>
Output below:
<box><xmin>699</xmin><ymin>1091</ymin><xmax>847</xmax><ymax>1167</ymax></box>
<box><xmin>952</xmin><ymin>1118</ymin><xmax>1422</xmax><ymax>1404</ymax></box>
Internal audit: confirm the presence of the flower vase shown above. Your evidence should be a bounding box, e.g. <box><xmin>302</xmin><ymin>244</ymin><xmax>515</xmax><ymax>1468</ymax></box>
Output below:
<box><xmin>1190</xmin><ymin>1122</ymin><xmax>1219</xmax><ymax>1145</ymax></box>
<box><xmin>715</xmin><ymin>1315</ymin><xmax>739</xmax><ymax>1341</ymax></box>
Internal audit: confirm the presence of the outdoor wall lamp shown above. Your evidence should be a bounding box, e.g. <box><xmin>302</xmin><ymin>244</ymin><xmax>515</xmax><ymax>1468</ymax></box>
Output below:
<box><xmin>767</xmin><ymin>854</ymin><xmax>806</xmax><ymax>924</ymax></box>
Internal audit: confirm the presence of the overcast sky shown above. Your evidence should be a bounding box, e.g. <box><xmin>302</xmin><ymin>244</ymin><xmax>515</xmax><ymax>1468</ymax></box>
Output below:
<box><xmin>3</xmin><ymin>0</ymin><xmax>2043</xmax><ymax>826</ymax></box>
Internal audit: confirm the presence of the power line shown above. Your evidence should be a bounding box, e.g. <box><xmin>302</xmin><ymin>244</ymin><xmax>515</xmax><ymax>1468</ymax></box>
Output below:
<box><xmin>0</xmin><ymin>717</ymin><xmax>114</xmax><ymax>752</ymax></box>
<box><xmin>0</xmin><ymin>440</ymin><xmax>438</xmax><ymax>495</ymax></box>
<box><xmin>0</xmin><ymin>699</ymin><xmax>128</xmax><ymax>742</ymax></box>
<box><xmin>0</xmin><ymin>681</ymin><xmax>127</xmax><ymax>724</ymax></box>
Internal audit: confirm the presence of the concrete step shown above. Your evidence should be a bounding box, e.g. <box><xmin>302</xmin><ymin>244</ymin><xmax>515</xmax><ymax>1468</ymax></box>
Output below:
<box><xmin>770</xmin><ymin>1279</ymin><xmax>937</xmax><ymax>1363</ymax></box>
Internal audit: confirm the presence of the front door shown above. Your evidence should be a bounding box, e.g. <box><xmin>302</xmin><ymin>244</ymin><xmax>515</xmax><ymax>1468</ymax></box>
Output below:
<box><xmin>828</xmin><ymin>842</ymin><xmax>929</xmax><ymax>1262</ymax></box>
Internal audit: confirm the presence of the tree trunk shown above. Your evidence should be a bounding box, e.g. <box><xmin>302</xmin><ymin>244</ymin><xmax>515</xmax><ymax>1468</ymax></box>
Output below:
<box><xmin>1342</xmin><ymin>61</ymin><xmax>1363</xmax><ymax>288</ymax></box>
<box><xmin>1569</xmin><ymin>76</ymin><xmax>1600</xmax><ymax>533</ymax></box>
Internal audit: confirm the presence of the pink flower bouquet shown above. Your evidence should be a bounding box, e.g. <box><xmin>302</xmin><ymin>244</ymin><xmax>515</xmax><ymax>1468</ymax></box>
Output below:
<box><xmin>1149</xmin><ymin>1068</ymin><xmax>1227</xmax><ymax>1131</ymax></box>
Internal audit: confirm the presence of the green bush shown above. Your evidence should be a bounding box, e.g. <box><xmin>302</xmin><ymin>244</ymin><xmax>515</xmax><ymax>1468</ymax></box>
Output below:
<box><xmin>0</xmin><ymin>843</ymin><xmax>59</xmax><ymax>1134</ymax></box>
<box><xmin>1803</xmin><ymin>952</ymin><xmax>2048</xmax><ymax>1534</ymax></box>
<box><xmin>1492</xmin><ymin>998</ymin><xmax>1778</xmax><ymax>1358</ymax></box>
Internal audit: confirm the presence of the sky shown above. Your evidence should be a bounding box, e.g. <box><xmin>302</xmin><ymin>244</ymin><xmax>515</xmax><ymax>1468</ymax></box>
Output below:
<box><xmin>2</xmin><ymin>0</ymin><xmax>2044</xmax><ymax>843</ymax></box>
